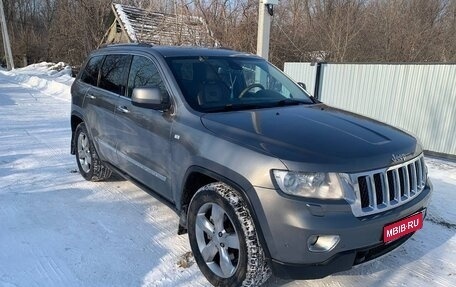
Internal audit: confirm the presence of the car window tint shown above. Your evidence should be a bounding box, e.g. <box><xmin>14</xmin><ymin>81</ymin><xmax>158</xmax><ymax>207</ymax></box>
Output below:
<box><xmin>99</xmin><ymin>54</ymin><xmax>131</xmax><ymax>95</ymax></box>
<box><xmin>80</xmin><ymin>55</ymin><xmax>104</xmax><ymax>86</ymax></box>
<box><xmin>127</xmin><ymin>56</ymin><xmax>166</xmax><ymax>98</ymax></box>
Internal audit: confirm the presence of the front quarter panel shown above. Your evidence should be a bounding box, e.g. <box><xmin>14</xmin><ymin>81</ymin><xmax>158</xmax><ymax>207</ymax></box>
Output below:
<box><xmin>170</xmin><ymin>113</ymin><xmax>286</xmax><ymax>206</ymax></box>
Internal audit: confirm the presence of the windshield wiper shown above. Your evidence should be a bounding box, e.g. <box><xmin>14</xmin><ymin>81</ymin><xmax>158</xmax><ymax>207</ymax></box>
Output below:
<box><xmin>274</xmin><ymin>98</ymin><xmax>311</xmax><ymax>106</ymax></box>
<box><xmin>203</xmin><ymin>103</ymin><xmax>267</xmax><ymax>112</ymax></box>
<box><xmin>203</xmin><ymin>99</ymin><xmax>312</xmax><ymax>113</ymax></box>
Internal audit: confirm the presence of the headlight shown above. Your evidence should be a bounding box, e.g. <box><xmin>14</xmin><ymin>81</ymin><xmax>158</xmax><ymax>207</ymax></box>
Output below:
<box><xmin>272</xmin><ymin>170</ymin><xmax>344</xmax><ymax>199</ymax></box>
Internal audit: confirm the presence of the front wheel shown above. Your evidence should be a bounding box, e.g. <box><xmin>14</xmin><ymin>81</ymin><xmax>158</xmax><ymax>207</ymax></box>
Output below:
<box><xmin>187</xmin><ymin>182</ymin><xmax>271</xmax><ymax>286</ymax></box>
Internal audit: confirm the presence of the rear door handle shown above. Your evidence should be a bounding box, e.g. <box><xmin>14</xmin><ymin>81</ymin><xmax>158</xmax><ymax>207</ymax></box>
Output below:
<box><xmin>86</xmin><ymin>94</ymin><xmax>96</xmax><ymax>100</ymax></box>
<box><xmin>116</xmin><ymin>106</ymin><xmax>130</xmax><ymax>114</ymax></box>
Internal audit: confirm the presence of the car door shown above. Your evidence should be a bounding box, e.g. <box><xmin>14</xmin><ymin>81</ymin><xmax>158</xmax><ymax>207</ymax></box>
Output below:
<box><xmin>115</xmin><ymin>55</ymin><xmax>173</xmax><ymax>200</ymax></box>
<box><xmin>82</xmin><ymin>54</ymin><xmax>132</xmax><ymax>165</ymax></box>
<box><xmin>79</xmin><ymin>54</ymin><xmax>121</xmax><ymax>164</ymax></box>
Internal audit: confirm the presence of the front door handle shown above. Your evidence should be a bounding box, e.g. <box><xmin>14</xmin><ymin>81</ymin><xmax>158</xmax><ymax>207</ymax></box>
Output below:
<box><xmin>86</xmin><ymin>94</ymin><xmax>96</xmax><ymax>100</ymax></box>
<box><xmin>116</xmin><ymin>106</ymin><xmax>130</xmax><ymax>114</ymax></box>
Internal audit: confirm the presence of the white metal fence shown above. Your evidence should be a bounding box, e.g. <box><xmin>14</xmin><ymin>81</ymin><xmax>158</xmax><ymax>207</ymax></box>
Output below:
<box><xmin>284</xmin><ymin>62</ymin><xmax>456</xmax><ymax>156</ymax></box>
<box><xmin>284</xmin><ymin>62</ymin><xmax>317</xmax><ymax>94</ymax></box>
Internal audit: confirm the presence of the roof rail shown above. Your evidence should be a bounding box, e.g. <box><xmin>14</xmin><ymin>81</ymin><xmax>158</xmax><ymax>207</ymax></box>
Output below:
<box><xmin>215</xmin><ymin>46</ymin><xmax>233</xmax><ymax>50</ymax></box>
<box><xmin>99</xmin><ymin>42</ymin><xmax>154</xmax><ymax>49</ymax></box>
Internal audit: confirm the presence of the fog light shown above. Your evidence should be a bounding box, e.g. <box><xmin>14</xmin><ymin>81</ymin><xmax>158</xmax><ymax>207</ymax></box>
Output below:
<box><xmin>307</xmin><ymin>235</ymin><xmax>340</xmax><ymax>252</ymax></box>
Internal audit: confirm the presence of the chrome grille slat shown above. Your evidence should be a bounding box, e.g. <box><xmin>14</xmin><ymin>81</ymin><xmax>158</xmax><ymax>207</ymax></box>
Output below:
<box><xmin>393</xmin><ymin>169</ymin><xmax>401</xmax><ymax>202</ymax></box>
<box><xmin>381</xmin><ymin>172</ymin><xmax>390</xmax><ymax>206</ymax></box>
<box><xmin>410</xmin><ymin>162</ymin><xmax>417</xmax><ymax>194</ymax></box>
<box><xmin>367</xmin><ymin>175</ymin><xmax>377</xmax><ymax>208</ymax></box>
<box><xmin>402</xmin><ymin>166</ymin><xmax>410</xmax><ymax>199</ymax></box>
<box><xmin>416</xmin><ymin>158</ymin><xmax>423</xmax><ymax>188</ymax></box>
<box><xmin>349</xmin><ymin>154</ymin><xmax>427</xmax><ymax>217</ymax></box>
<box><xmin>420</xmin><ymin>157</ymin><xmax>426</xmax><ymax>186</ymax></box>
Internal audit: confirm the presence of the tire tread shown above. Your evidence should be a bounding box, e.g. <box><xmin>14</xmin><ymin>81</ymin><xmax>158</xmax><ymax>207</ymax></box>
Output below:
<box><xmin>192</xmin><ymin>182</ymin><xmax>271</xmax><ymax>286</ymax></box>
<box><xmin>74</xmin><ymin>123</ymin><xmax>112</xmax><ymax>182</ymax></box>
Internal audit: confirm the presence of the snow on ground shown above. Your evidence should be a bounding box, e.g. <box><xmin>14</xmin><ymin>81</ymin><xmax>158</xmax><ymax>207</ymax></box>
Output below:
<box><xmin>0</xmin><ymin>64</ymin><xmax>455</xmax><ymax>287</ymax></box>
<box><xmin>1</xmin><ymin>62</ymin><xmax>74</xmax><ymax>100</ymax></box>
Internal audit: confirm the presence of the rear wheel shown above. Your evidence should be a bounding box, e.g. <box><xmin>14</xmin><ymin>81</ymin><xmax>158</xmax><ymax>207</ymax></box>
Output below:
<box><xmin>188</xmin><ymin>182</ymin><xmax>271</xmax><ymax>286</ymax></box>
<box><xmin>74</xmin><ymin>122</ymin><xmax>112</xmax><ymax>181</ymax></box>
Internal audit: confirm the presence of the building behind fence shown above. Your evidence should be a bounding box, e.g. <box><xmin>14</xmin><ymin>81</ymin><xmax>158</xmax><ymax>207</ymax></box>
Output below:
<box><xmin>284</xmin><ymin>62</ymin><xmax>456</xmax><ymax>157</ymax></box>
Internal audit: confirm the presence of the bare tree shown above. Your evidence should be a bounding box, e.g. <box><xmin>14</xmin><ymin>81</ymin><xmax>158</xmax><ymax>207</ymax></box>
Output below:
<box><xmin>193</xmin><ymin>0</ymin><xmax>258</xmax><ymax>52</ymax></box>
<box><xmin>441</xmin><ymin>0</ymin><xmax>456</xmax><ymax>61</ymax></box>
<box><xmin>302</xmin><ymin>0</ymin><xmax>368</xmax><ymax>62</ymax></box>
<box><xmin>1</xmin><ymin>0</ymin><xmax>455</xmax><ymax>68</ymax></box>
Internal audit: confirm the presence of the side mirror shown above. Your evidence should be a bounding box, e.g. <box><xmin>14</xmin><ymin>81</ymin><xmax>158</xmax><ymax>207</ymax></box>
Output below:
<box><xmin>297</xmin><ymin>82</ymin><xmax>307</xmax><ymax>91</ymax></box>
<box><xmin>131</xmin><ymin>87</ymin><xmax>170</xmax><ymax>110</ymax></box>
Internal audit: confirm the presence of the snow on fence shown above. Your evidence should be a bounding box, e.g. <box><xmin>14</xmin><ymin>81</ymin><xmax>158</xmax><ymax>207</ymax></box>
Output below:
<box><xmin>284</xmin><ymin>62</ymin><xmax>456</xmax><ymax>157</ymax></box>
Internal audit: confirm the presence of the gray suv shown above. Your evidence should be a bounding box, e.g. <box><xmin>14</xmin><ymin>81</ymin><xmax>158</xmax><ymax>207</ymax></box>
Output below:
<box><xmin>71</xmin><ymin>44</ymin><xmax>433</xmax><ymax>286</ymax></box>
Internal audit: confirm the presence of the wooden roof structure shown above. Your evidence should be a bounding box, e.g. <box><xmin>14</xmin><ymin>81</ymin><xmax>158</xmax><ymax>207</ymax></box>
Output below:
<box><xmin>101</xmin><ymin>3</ymin><xmax>217</xmax><ymax>47</ymax></box>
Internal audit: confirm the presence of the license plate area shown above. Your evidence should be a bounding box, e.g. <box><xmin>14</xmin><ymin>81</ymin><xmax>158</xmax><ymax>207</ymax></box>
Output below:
<box><xmin>383</xmin><ymin>211</ymin><xmax>424</xmax><ymax>243</ymax></box>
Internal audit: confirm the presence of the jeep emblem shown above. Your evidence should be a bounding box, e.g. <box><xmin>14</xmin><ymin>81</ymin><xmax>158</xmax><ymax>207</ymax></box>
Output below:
<box><xmin>392</xmin><ymin>153</ymin><xmax>410</xmax><ymax>163</ymax></box>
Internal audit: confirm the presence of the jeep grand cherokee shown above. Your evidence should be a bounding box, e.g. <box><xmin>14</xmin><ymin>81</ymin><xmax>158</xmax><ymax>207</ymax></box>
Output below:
<box><xmin>70</xmin><ymin>44</ymin><xmax>433</xmax><ymax>286</ymax></box>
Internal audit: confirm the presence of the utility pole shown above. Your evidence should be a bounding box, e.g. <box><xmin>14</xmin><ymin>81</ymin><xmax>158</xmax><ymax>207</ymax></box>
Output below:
<box><xmin>0</xmin><ymin>0</ymin><xmax>13</xmax><ymax>70</ymax></box>
<box><xmin>256</xmin><ymin>0</ymin><xmax>277</xmax><ymax>61</ymax></box>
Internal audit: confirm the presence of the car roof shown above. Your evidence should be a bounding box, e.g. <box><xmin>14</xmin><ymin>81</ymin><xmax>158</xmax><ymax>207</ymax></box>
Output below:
<box><xmin>97</xmin><ymin>43</ymin><xmax>261</xmax><ymax>59</ymax></box>
<box><xmin>152</xmin><ymin>46</ymin><xmax>258</xmax><ymax>58</ymax></box>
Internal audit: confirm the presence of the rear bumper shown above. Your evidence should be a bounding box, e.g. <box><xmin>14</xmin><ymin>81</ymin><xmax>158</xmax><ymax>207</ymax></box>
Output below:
<box><xmin>250</xmin><ymin>179</ymin><xmax>432</xmax><ymax>279</ymax></box>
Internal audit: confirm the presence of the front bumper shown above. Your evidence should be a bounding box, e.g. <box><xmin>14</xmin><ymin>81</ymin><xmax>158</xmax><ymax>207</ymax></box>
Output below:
<box><xmin>271</xmin><ymin>231</ymin><xmax>415</xmax><ymax>279</ymax></box>
<box><xmin>251</xmin><ymin>179</ymin><xmax>433</xmax><ymax>279</ymax></box>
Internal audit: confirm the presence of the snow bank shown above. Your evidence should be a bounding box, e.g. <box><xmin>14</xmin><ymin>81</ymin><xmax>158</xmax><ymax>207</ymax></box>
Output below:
<box><xmin>0</xmin><ymin>62</ymin><xmax>74</xmax><ymax>100</ymax></box>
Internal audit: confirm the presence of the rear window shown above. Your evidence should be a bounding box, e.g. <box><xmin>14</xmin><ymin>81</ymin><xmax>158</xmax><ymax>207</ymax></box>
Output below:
<box><xmin>80</xmin><ymin>55</ymin><xmax>104</xmax><ymax>86</ymax></box>
<box><xmin>99</xmin><ymin>54</ymin><xmax>131</xmax><ymax>95</ymax></box>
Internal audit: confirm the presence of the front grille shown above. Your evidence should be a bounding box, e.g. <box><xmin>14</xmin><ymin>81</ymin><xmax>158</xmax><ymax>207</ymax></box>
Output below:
<box><xmin>350</xmin><ymin>155</ymin><xmax>426</xmax><ymax>217</ymax></box>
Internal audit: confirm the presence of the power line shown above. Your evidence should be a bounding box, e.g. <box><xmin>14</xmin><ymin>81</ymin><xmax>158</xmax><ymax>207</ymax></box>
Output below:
<box><xmin>272</xmin><ymin>17</ymin><xmax>306</xmax><ymax>61</ymax></box>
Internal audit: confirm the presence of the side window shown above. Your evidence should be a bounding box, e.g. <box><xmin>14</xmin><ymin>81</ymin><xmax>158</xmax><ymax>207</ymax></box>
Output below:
<box><xmin>80</xmin><ymin>55</ymin><xmax>104</xmax><ymax>86</ymax></box>
<box><xmin>99</xmin><ymin>54</ymin><xmax>131</xmax><ymax>95</ymax></box>
<box><xmin>127</xmin><ymin>56</ymin><xmax>167</xmax><ymax>98</ymax></box>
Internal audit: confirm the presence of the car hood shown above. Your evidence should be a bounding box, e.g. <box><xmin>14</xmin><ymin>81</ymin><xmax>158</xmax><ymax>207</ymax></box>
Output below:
<box><xmin>200</xmin><ymin>104</ymin><xmax>421</xmax><ymax>173</ymax></box>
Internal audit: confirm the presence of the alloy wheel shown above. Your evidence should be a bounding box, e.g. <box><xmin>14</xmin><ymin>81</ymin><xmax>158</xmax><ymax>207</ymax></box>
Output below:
<box><xmin>195</xmin><ymin>202</ymin><xmax>241</xmax><ymax>278</ymax></box>
<box><xmin>77</xmin><ymin>132</ymin><xmax>92</xmax><ymax>173</ymax></box>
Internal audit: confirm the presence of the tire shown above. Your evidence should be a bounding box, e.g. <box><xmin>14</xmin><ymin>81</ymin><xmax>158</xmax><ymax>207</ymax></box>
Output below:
<box><xmin>74</xmin><ymin>122</ymin><xmax>112</xmax><ymax>181</ymax></box>
<box><xmin>187</xmin><ymin>182</ymin><xmax>271</xmax><ymax>287</ymax></box>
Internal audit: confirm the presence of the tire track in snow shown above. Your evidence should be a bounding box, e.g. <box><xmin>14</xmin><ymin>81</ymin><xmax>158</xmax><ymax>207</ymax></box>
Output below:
<box><xmin>83</xmin><ymin>180</ymin><xmax>200</xmax><ymax>285</ymax></box>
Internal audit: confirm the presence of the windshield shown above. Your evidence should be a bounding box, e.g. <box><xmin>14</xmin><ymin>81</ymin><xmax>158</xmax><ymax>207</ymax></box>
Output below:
<box><xmin>166</xmin><ymin>56</ymin><xmax>314</xmax><ymax>112</ymax></box>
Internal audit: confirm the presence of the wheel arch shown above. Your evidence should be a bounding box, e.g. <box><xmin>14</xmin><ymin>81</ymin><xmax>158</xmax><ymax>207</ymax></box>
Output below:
<box><xmin>179</xmin><ymin>165</ymin><xmax>272</xmax><ymax>260</ymax></box>
<box><xmin>70</xmin><ymin>112</ymin><xmax>84</xmax><ymax>155</ymax></box>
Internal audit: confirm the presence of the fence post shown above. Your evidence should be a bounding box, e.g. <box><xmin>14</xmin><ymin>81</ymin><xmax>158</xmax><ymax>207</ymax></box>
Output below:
<box><xmin>313</xmin><ymin>62</ymin><xmax>326</xmax><ymax>100</ymax></box>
